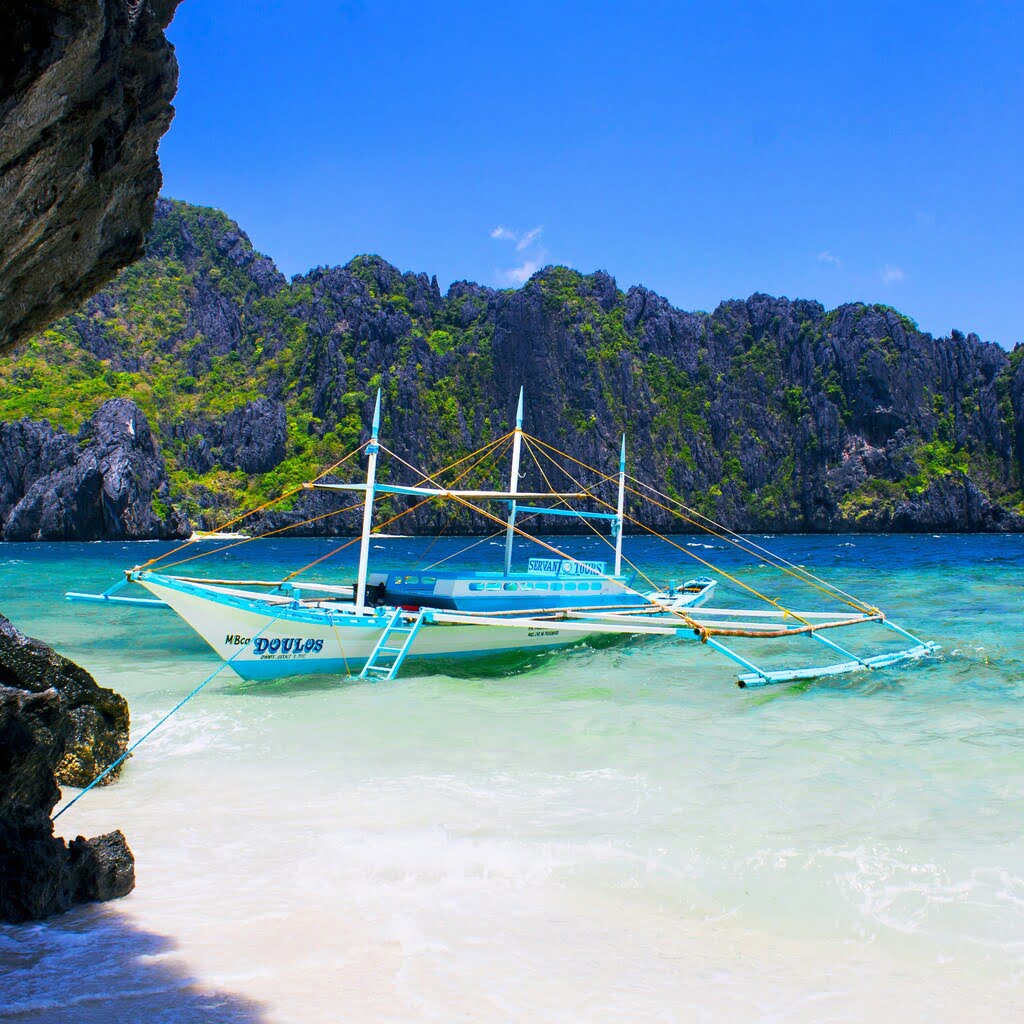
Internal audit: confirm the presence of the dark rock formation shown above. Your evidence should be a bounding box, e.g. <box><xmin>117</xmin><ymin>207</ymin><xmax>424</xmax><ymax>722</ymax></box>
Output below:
<box><xmin>0</xmin><ymin>0</ymin><xmax>182</xmax><ymax>353</ymax></box>
<box><xmin>0</xmin><ymin>613</ymin><xmax>133</xmax><ymax>922</ymax></box>
<box><xmin>0</xmin><ymin>398</ymin><xmax>188</xmax><ymax>540</ymax></box>
<box><xmin>3</xmin><ymin>200</ymin><xmax>1023</xmax><ymax>535</ymax></box>
<box><xmin>170</xmin><ymin>397</ymin><xmax>288</xmax><ymax>475</ymax></box>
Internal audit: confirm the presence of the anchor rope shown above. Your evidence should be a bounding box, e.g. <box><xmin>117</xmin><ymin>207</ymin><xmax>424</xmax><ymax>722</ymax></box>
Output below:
<box><xmin>52</xmin><ymin>608</ymin><xmax>287</xmax><ymax>822</ymax></box>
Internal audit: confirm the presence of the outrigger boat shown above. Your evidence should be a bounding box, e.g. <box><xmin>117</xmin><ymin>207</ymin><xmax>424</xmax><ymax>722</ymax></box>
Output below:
<box><xmin>68</xmin><ymin>390</ymin><xmax>940</xmax><ymax>687</ymax></box>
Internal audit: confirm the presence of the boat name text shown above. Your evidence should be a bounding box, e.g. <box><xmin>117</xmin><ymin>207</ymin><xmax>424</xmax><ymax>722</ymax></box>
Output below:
<box><xmin>527</xmin><ymin>558</ymin><xmax>605</xmax><ymax>577</ymax></box>
<box><xmin>224</xmin><ymin>634</ymin><xmax>326</xmax><ymax>655</ymax></box>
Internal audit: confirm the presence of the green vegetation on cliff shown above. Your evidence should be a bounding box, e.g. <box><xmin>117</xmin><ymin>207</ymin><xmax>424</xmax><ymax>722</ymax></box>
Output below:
<box><xmin>0</xmin><ymin>198</ymin><xmax>1021</xmax><ymax>533</ymax></box>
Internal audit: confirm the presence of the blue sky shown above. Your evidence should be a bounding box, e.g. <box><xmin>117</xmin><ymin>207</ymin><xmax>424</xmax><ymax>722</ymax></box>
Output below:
<box><xmin>160</xmin><ymin>1</ymin><xmax>1022</xmax><ymax>348</ymax></box>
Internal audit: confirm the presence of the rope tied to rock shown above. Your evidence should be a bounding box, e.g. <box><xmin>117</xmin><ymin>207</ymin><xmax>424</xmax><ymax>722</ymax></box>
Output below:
<box><xmin>52</xmin><ymin>608</ymin><xmax>286</xmax><ymax>822</ymax></box>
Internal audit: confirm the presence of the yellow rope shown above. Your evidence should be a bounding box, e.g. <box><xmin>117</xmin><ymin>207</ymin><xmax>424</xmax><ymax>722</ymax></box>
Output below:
<box><xmin>440</xmin><ymin>490</ymin><xmax>709</xmax><ymax>635</ymax></box>
<box><xmin>151</xmin><ymin>432</ymin><xmax>516</xmax><ymax>576</ymax></box>
<box><xmin>282</xmin><ymin>493</ymin><xmax>445</xmax><ymax>582</ymax></box>
<box><xmin>521</xmin><ymin>436</ymin><xmax>658</xmax><ymax>593</ymax></box>
<box><xmin>524</xmin><ymin>432</ymin><xmax>870</xmax><ymax>618</ymax></box>
<box><xmin>283</xmin><ymin>434</ymin><xmax>516</xmax><ymax>583</ymax></box>
<box><xmin>526</xmin><ymin>430</ymin><xmax>873</xmax><ymax>613</ymax></box>
<box><xmin>524</xmin><ymin>437</ymin><xmax>813</xmax><ymax>627</ymax></box>
<box><xmin>377</xmin><ymin>443</ymin><xmax>709</xmax><ymax>635</ymax></box>
<box><xmin>284</xmin><ymin>432</ymin><xmax>516</xmax><ymax>585</ymax></box>
<box><xmin>623</xmin><ymin>472</ymin><xmax>877</xmax><ymax>613</ymax></box>
<box><xmin>137</xmin><ymin>441</ymin><xmax>369</xmax><ymax>570</ymax></box>
<box><xmin>420</xmin><ymin>511</ymin><xmax>548</xmax><ymax>571</ymax></box>
<box><xmin>152</xmin><ymin>500</ymin><xmax>368</xmax><ymax>571</ymax></box>
<box><xmin>414</xmin><ymin>436</ymin><xmax>514</xmax><ymax>567</ymax></box>
<box><xmin>620</xmin><ymin>481</ymin><xmax>872</xmax><ymax>615</ymax></box>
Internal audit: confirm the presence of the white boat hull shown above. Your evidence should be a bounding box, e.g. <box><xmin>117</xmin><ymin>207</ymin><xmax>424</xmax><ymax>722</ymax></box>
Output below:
<box><xmin>136</xmin><ymin>575</ymin><xmax>603</xmax><ymax>681</ymax></box>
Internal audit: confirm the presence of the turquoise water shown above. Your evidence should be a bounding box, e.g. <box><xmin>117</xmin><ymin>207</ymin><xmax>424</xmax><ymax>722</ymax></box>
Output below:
<box><xmin>0</xmin><ymin>534</ymin><xmax>1022</xmax><ymax>1022</ymax></box>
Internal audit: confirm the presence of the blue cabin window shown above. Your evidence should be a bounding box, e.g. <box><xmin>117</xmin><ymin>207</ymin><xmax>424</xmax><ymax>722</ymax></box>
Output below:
<box><xmin>504</xmin><ymin>582</ymin><xmax>518</xmax><ymax>591</ymax></box>
<box><xmin>469</xmin><ymin>582</ymin><xmax>485</xmax><ymax>591</ymax></box>
<box><xmin>421</xmin><ymin>576</ymin><xmax>437</xmax><ymax>586</ymax></box>
<box><xmin>590</xmin><ymin>582</ymin><xmax>601</xmax><ymax>591</ymax></box>
<box><xmin>486</xmin><ymin>582</ymin><xmax>500</xmax><ymax>591</ymax></box>
<box><xmin>535</xmin><ymin>582</ymin><xmax>548</xmax><ymax>591</ymax></box>
<box><xmin>551</xmin><ymin>583</ymin><xmax>563</xmax><ymax>591</ymax></box>
<box><xmin>564</xmin><ymin>582</ymin><xmax>577</xmax><ymax>591</ymax></box>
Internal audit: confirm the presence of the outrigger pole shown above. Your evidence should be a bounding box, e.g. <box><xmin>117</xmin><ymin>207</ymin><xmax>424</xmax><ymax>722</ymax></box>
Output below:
<box><xmin>355</xmin><ymin>389</ymin><xmax>382</xmax><ymax>614</ymax></box>
<box><xmin>503</xmin><ymin>387</ymin><xmax>524</xmax><ymax>576</ymax></box>
<box><xmin>614</xmin><ymin>434</ymin><xmax>626</xmax><ymax>577</ymax></box>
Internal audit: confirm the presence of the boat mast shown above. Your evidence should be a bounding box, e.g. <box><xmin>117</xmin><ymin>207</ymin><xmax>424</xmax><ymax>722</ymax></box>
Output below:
<box><xmin>503</xmin><ymin>387</ymin><xmax>524</xmax><ymax>576</ymax></box>
<box><xmin>355</xmin><ymin>389</ymin><xmax>382</xmax><ymax>614</ymax></box>
<box><xmin>614</xmin><ymin>434</ymin><xmax>626</xmax><ymax>576</ymax></box>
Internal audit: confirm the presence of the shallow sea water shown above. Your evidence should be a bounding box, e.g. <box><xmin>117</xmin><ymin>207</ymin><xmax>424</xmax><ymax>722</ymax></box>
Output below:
<box><xmin>0</xmin><ymin>534</ymin><xmax>1022</xmax><ymax>1022</ymax></box>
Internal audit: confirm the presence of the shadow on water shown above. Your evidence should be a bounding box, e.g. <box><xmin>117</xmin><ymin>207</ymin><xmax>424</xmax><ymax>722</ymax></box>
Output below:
<box><xmin>217</xmin><ymin>671</ymin><xmax>358</xmax><ymax>698</ymax></box>
<box><xmin>0</xmin><ymin>905</ymin><xmax>268</xmax><ymax>1024</ymax></box>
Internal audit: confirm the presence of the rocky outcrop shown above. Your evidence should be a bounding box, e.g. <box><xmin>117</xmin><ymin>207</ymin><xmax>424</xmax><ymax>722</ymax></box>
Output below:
<box><xmin>0</xmin><ymin>398</ymin><xmax>188</xmax><ymax>540</ymax></box>
<box><xmin>1009</xmin><ymin>348</ymin><xmax>1024</xmax><ymax>483</ymax></box>
<box><xmin>3</xmin><ymin>201</ymin><xmax>1024</xmax><ymax>535</ymax></box>
<box><xmin>0</xmin><ymin>614</ymin><xmax>133</xmax><ymax>922</ymax></box>
<box><xmin>0</xmin><ymin>0</ymin><xmax>181</xmax><ymax>353</ymax></box>
<box><xmin>170</xmin><ymin>397</ymin><xmax>288</xmax><ymax>475</ymax></box>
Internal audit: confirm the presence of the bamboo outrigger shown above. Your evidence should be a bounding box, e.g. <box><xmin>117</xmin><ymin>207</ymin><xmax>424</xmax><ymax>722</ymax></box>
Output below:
<box><xmin>67</xmin><ymin>389</ymin><xmax>939</xmax><ymax>687</ymax></box>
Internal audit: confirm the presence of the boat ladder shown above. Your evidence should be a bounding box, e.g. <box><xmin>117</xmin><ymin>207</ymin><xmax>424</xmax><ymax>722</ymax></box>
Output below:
<box><xmin>358</xmin><ymin>608</ymin><xmax>425</xmax><ymax>681</ymax></box>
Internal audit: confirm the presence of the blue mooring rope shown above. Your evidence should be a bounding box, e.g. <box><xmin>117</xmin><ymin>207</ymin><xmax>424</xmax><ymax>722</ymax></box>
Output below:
<box><xmin>53</xmin><ymin>609</ymin><xmax>286</xmax><ymax>822</ymax></box>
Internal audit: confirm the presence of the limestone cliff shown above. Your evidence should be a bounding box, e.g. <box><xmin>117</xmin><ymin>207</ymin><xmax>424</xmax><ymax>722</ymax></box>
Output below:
<box><xmin>0</xmin><ymin>0</ymin><xmax>181</xmax><ymax>352</ymax></box>
<box><xmin>1</xmin><ymin>200</ymin><xmax>1021</xmax><ymax>537</ymax></box>
<box><xmin>0</xmin><ymin>398</ymin><xmax>187</xmax><ymax>540</ymax></box>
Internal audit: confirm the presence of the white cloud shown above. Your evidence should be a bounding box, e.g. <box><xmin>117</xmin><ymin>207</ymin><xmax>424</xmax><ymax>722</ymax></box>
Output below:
<box><xmin>490</xmin><ymin>222</ymin><xmax>546</xmax><ymax>286</ymax></box>
<box><xmin>490</xmin><ymin>224</ymin><xmax>544</xmax><ymax>251</ymax></box>
<box><xmin>516</xmin><ymin>226</ymin><xmax>544</xmax><ymax>251</ymax></box>
<box><xmin>498</xmin><ymin>260</ymin><xmax>541</xmax><ymax>286</ymax></box>
<box><xmin>881</xmin><ymin>264</ymin><xmax>906</xmax><ymax>284</ymax></box>
<box><xmin>817</xmin><ymin>249</ymin><xmax>841</xmax><ymax>267</ymax></box>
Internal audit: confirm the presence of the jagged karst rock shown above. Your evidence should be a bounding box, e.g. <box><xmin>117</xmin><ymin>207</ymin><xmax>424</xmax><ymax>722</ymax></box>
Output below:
<box><xmin>1009</xmin><ymin>347</ymin><xmax>1024</xmax><ymax>482</ymax></box>
<box><xmin>0</xmin><ymin>398</ymin><xmax>188</xmax><ymax>540</ymax></box>
<box><xmin>0</xmin><ymin>614</ymin><xmax>133</xmax><ymax>922</ymax></box>
<box><xmin>0</xmin><ymin>0</ymin><xmax>182</xmax><ymax>353</ymax></box>
<box><xmin>170</xmin><ymin>397</ymin><xmax>287</xmax><ymax>476</ymax></box>
<box><xmin>3</xmin><ymin>201</ymin><xmax>1023</xmax><ymax>535</ymax></box>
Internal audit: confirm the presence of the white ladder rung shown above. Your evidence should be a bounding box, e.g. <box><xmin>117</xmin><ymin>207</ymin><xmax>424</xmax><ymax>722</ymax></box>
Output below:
<box><xmin>358</xmin><ymin>609</ymin><xmax>425</xmax><ymax>681</ymax></box>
